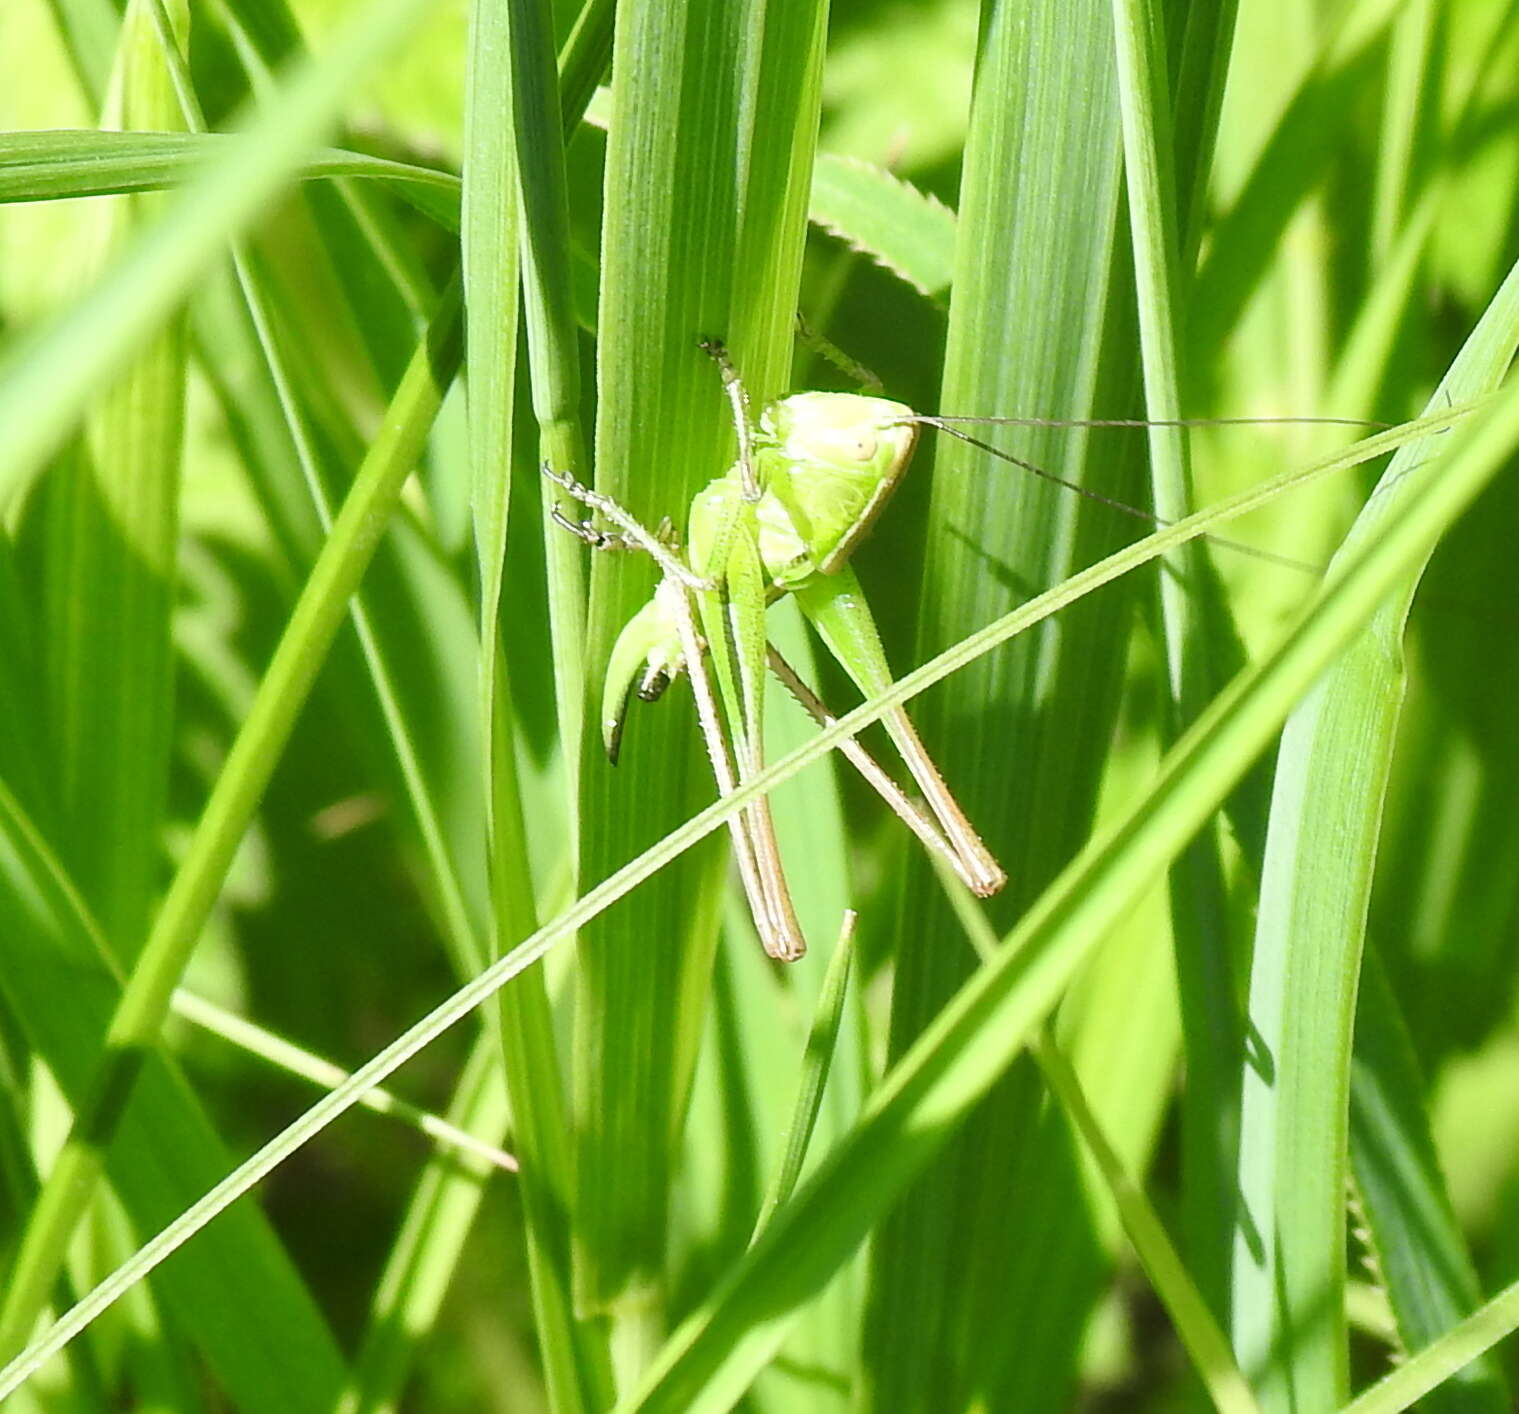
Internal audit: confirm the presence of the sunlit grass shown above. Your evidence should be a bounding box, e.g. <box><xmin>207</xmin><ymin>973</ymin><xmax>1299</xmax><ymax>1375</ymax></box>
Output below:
<box><xmin>0</xmin><ymin>1</ymin><xmax>1517</xmax><ymax>1411</ymax></box>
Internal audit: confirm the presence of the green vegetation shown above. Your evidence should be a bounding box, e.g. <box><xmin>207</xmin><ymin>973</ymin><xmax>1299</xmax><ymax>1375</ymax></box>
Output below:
<box><xmin>1</xmin><ymin>0</ymin><xmax>1518</xmax><ymax>1410</ymax></box>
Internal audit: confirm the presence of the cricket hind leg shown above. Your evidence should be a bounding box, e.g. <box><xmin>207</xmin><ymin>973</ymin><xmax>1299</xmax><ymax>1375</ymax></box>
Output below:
<box><xmin>792</xmin><ymin>567</ymin><xmax>1006</xmax><ymax>899</ymax></box>
<box><xmin>765</xmin><ymin>646</ymin><xmax>981</xmax><ymax>880</ymax></box>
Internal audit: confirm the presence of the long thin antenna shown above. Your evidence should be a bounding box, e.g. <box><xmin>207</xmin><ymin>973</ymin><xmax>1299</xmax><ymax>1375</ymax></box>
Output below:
<box><xmin>909</xmin><ymin>413</ymin><xmax>1391</xmax><ymax>430</ymax></box>
<box><xmin>919</xmin><ymin>420</ymin><xmax>1330</xmax><ymax>578</ymax></box>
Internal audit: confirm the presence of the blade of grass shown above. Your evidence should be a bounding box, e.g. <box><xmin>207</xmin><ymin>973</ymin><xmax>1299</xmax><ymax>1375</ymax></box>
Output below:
<box><xmin>0</xmin><ymin>129</ymin><xmax>461</xmax><ymax>224</ymax></box>
<box><xmin>868</xmin><ymin>2</ymin><xmax>1135</xmax><ymax>1404</ymax></box>
<box><xmin>1230</xmin><ymin>257</ymin><xmax>1519</xmax><ymax>1411</ymax></box>
<box><xmin>467</xmin><ymin>0</ymin><xmax>607</xmax><ymax>1407</ymax></box>
<box><xmin>1112</xmin><ymin>0</ymin><xmax>1243</xmax><ymax>1317</ymax></box>
<box><xmin>1170</xmin><ymin>0</ymin><xmax>1239</xmax><ymax>265</ymax></box>
<box><xmin>556</xmin><ymin>0</ymin><xmax>615</xmax><ymax>132</ymax></box>
<box><xmin>574</xmin><ymin>0</ymin><xmax>827</xmax><ymax>1359</ymax></box>
<box><xmin>750</xmin><ymin>913</ymin><xmax>856</xmax><ymax>1235</ymax></box>
<box><xmin>1347</xmin><ymin>953</ymin><xmax>1509</xmax><ymax>1411</ymax></box>
<box><xmin>509</xmin><ymin>0</ymin><xmax>589</xmax><ymax>783</ymax></box>
<box><xmin>1368</xmin><ymin>0</ymin><xmax>1435</xmax><ymax>271</ymax></box>
<box><xmin>40</xmin><ymin>0</ymin><xmax>187</xmax><ymax>958</ymax></box>
<box><xmin>575</xmin><ymin>0</ymin><xmax>744</xmax><ymax>1336</ymax></box>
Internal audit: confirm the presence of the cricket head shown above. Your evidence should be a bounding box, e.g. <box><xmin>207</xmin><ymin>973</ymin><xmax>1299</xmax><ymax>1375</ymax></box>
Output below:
<box><xmin>759</xmin><ymin>392</ymin><xmax>918</xmax><ymax>485</ymax></box>
<box><xmin>756</xmin><ymin>392</ymin><xmax>921</xmax><ymax>581</ymax></box>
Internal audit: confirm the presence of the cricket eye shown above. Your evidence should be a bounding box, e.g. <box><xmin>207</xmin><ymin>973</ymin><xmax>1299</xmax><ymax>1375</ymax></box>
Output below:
<box><xmin>830</xmin><ymin>427</ymin><xmax>877</xmax><ymax>462</ymax></box>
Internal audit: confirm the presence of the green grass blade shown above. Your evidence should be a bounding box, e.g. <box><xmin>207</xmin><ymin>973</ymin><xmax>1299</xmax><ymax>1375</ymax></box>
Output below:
<box><xmin>0</xmin><ymin>129</ymin><xmax>461</xmax><ymax>225</ymax></box>
<box><xmin>469</xmin><ymin>2</ymin><xmax>605</xmax><ymax>1404</ymax></box>
<box><xmin>751</xmin><ymin>914</ymin><xmax>856</xmax><ymax>1234</ymax></box>
<box><xmin>1112</xmin><ymin>0</ymin><xmax>1243</xmax><ymax>1316</ymax></box>
<box><xmin>1231</xmin><ymin>257</ymin><xmax>1519</xmax><ymax>1412</ymax></box>
<box><xmin>38</xmin><ymin>0</ymin><xmax>187</xmax><ymax>954</ymax></box>
<box><xmin>461</xmin><ymin>0</ymin><xmax>519</xmax><ymax>872</ymax></box>
<box><xmin>1348</xmin><ymin>954</ymin><xmax>1510</xmax><ymax>1411</ymax></box>
<box><xmin>557</xmin><ymin>0</ymin><xmax>615</xmax><ymax>132</ymax></box>
<box><xmin>574</xmin><ymin>0</ymin><xmax>827</xmax><ymax>1348</ymax></box>
<box><xmin>1170</xmin><ymin>0</ymin><xmax>1238</xmax><ymax>262</ymax></box>
<box><xmin>868</xmin><ymin>2</ymin><xmax>1135</xmax><ymax>1403</ymax></box>
<box><xmin>575</xmin><ymin>0</ymin><xmax>741</xmax><ymax>1327</ymax></box>
<box><xmin>510</xmin><ymin>0</ymin><xmax>589</xmax><ymax>772</ymax></box>
<box><xmin>1368</xmin><ymin>0</ymin><xmax>1435</xmax><ymax>271</ymax></box>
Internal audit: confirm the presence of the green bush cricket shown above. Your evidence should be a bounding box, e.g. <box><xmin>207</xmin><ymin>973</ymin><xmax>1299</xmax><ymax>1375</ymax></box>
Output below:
<box><xmin>548</xmin><ymin>341</ymin><xmax>1386</xmax><ymax>961</ymax></box>
<box><xmin>549</xmin><ymin>340</ymin><xmax>1006</xmax><ymax>960</ymax></box>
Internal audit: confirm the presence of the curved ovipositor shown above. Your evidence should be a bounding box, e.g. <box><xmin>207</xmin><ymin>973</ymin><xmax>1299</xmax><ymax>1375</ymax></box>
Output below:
<box><xmin>600</xmin><ymin>594</ymin><xmax>687</xmax><ymax>763</ymax></box>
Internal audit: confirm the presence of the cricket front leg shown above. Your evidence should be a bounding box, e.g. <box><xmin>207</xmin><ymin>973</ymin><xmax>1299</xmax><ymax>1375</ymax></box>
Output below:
<box><xmin>793</xmin><ymin>566</ymin><xmax>1006</xmax><ymax>898</ymax></box>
